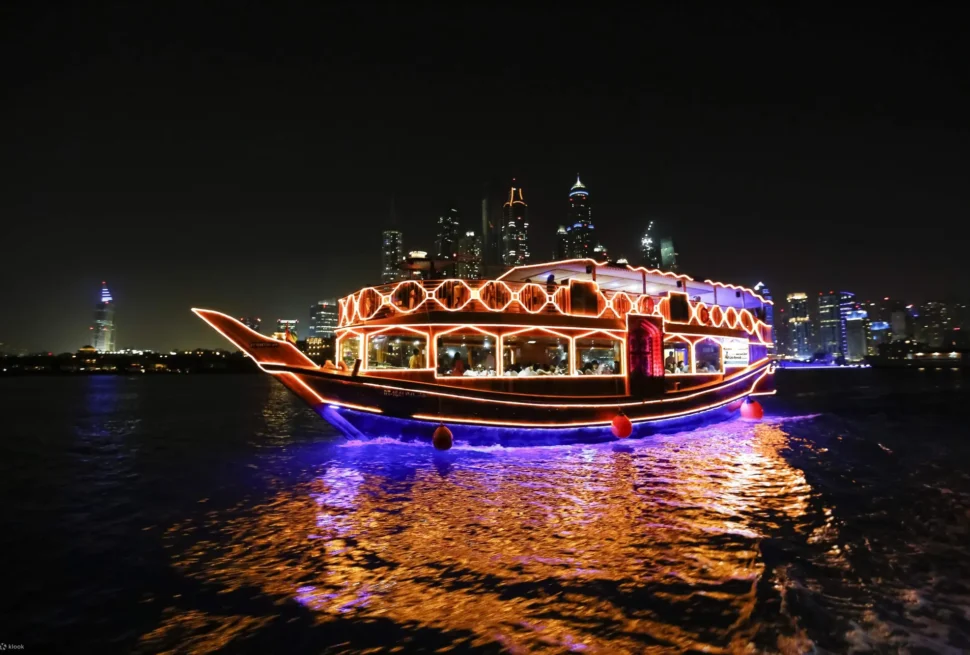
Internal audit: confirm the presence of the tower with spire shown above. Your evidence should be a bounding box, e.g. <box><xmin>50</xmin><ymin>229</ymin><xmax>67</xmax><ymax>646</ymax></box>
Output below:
<box><xmin>502</xmin><ymin>179</ymin><xmax>530</xmax><ymax>267</ymax></box>
<box><xmin>89</xmin><ymin>281</ymin><xmax>116</xmax><ymax>352</ymax></box>
<box><xmin>566</xmin><ymin>174</ymin><xmax>594</xmax><ymax>259</ymax></box>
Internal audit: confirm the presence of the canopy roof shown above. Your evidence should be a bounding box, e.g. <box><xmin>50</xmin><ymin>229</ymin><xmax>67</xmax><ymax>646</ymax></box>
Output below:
<box><xmin>498</xmin><ymin>259</ymin><xmax>771</xmax><ymax>308</ymax></box>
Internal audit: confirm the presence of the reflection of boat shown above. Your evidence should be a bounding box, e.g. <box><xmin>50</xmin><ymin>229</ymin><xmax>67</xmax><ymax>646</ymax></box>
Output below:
<box><xmin>194</xmin><ymin>259</ymin><xmax>775</xmax><ymax>445</ymax></box>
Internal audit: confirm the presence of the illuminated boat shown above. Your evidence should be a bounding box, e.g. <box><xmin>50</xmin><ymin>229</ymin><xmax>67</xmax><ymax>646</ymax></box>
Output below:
<box><xmin>194</xmin><ymin>259</ymin><xmax>775</xmax><ymax>446</ymax></box>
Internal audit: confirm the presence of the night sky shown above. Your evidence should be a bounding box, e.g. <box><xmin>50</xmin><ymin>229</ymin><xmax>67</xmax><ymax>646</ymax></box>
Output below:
<box><xmin>2</xmin><ymin>4</ymin><xmax>968</xmax><ymax>352</ymax></box>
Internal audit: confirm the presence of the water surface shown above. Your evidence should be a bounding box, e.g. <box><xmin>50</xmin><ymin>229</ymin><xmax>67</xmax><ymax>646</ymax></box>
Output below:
<box><xmin>1</xmin><ymin>370</ymin><xmax>968</xmax><ymax>653</ymax></box>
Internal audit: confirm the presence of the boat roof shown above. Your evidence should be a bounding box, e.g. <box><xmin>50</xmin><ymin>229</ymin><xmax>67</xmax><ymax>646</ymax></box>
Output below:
<box><xmin>498</xmin><ymin>259</ymin><xmax>771</xmax><ymax>307</ymax></box>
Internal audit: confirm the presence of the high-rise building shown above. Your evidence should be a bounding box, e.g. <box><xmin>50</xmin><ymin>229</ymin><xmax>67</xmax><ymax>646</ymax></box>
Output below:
<box><xmin>481</xmin><ymin>183</ymin><xmax>505</xmax><ymax>275</ymax></box>
<box><xmin>554</xmin><ymin>226</ymin><xmax>571</xmax><ymax>260</ymax></box>
<box><xmin>592</xmin><ymin>243</ymin><xmax>610</xmax><ymax>261</ymax></box>
<box><xmin>912</xmin><ymin>301</ymin><xmax>966</xmax><ymax>348</ymax></box>
<box><xmin>309</xmin><ymin>300</ymin><xmax>339</xmax><ymax>339</ymax></box>
<box><xmin>434</xmin><ymin>208</ymin><xmax>461</xmax><ymax>261</ymax></box>
<box><xmin>816</xmin><ymin>291</ymin><xmax>855</xmax><ymax>356</ymax></box>
<box><xmin>566</xmin><ymin>175</ymin><xmax>593</xmax><ymax>259</ymax></box>
<box><xmin>239</xmin><ymin>317</ymin><xmax>261</xmax><ymax>333</ymax></box>
<box><xmin>639</xmin><ymin>221</ymin><xmax>660</xmax><ymax>268</ymax></box>
<box><xmin>753</xmin><ymin>282</ymin><xmax>774</xmax><ymax>350</ymax></box>
<box><xmin>457</xmin><ymin>231</ymin><xmax>483</xmax><ymax>279</ymax></box>
<box><xmin>845</xmin><ymin>310</ymin><xmax>869</xmax><ymax>361</ymax></box>
<box><xmin>868</xmin><ymin>320</ymin><xmax>892</xmax><ymax>355</ymax></box>
<box><xmin>502</xmin><ymin>181</ymin><xmax>530</xmax><ymax>267</ymax></box>
<box><xmin>89</xmin><ymin>281</ymin><xmax>116</xmax><ymax>352</ymax></box>
<box><xmin>274</xmin><ymin>319</ymin><xmax>299</xmax><ymax>344</ymax></box>
<box><xmin>787</xmin><ymin>292</ymin><xmax>813</xmax><ymax>359</ymax></box>
<box><xmin>381</xmin><ymin>230</ymin><xmax>404</xmax><ymax>284</ymax></box>
<box><xmin>660</xmin><ymin>238</ymin><xmax>678</xmax><ymax>272</ymax></box>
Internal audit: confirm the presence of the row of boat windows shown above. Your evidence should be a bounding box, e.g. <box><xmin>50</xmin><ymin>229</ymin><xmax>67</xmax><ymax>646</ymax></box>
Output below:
<box><xmin>341</xmin><ymin>333</ymin><xmax>624</xmax><ymax>377</ymax></box>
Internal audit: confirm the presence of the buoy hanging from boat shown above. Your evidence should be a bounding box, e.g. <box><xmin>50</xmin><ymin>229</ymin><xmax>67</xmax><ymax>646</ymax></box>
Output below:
<box><xmin>432</xmin><ymin>424</ymin><xmax>453</xmax><ymax>450</ymax></box>
<box><xmin>611</xmin><ymin>410</ymin><xmax>633</xmax><ymax>439</ymax></box>
<box><xmin>740</xmin><ymin>397</ymin><xmax>764</xmax><ymax>421</ymax></box>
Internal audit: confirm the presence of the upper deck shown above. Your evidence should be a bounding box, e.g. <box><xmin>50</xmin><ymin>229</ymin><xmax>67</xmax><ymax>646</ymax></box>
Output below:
<box><xmin>338</xmin><ymin>259</ymin><xmax>772</xmax><ymax>340</ymax></box>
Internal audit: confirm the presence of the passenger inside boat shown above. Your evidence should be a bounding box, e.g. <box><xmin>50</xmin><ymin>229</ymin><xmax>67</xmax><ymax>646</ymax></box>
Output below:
<box><xmin>664</xmin><ymin>342</ymin><xmax>691</xmax><ymax>375</ymax></box>
<box><xmin>436</xmin><ymin>334</ymin><xmax>498</xmax><ymax>376</ymax></box>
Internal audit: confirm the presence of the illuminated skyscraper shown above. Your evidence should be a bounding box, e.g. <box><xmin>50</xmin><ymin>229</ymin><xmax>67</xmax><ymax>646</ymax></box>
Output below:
<box><xmin>660</xmin><ymin>237</ymin><xmax>678</xmax><ymax>272</ymax></box>
<box><xmin>89</xmin><ymin>281</ymin><xmax>116</xmax><ymax>352</ymax></box>
<box><xmin>274</xmin><ymin>319</ymin><xmax>298</xmax><ymax>344</ymax></box>
<box><xmin>786</xmin><ymin>293</ymin><xmax>813</xmax><ymax>359</ymax></box>
<box><xmin>845</xmin><ymin>310</ymin><xmax>869</xmax><ymax>361</ymax></box>
<box><xmin>554</xmin><ymin>226</ymin><xmax>570</xmax><ymax>260</ymax></box>
<box><xmin>239</xmin><ymin>317</ymin><xmax>261</xmax><ymax>333</ymax></box>
<box><xmin>816</xmin><ymin>291</ymin><xmax>855</xmax><ymax>356</ymax></box>
<box><xmin>457</xmin><ymin>231</ymin><xmax>483</xmax><ymax>279</ymax></box>
<box><xmin>309</xmin><ymin>300</ymin><xmax>339</xmax><ymax>338</ymax></box>
<box><xmin>639</xmin><ymin>221</ymin><xmax>660</xmax><ymax>268</ymax></box>
<box><xmin>592</xmin><ymin>242</ymin><xmax>610</xmax><ymax>261</ymax></box>
<box><xmin>434</xmin><ymin>208</ymin><xmax>461</xmax><ymax>261</ymax></box>
<box><xmin>381</xmin><ymin>230</ymin><xmax>404</xmax><ymax>284</ymax></box>
<box><xmin>566</xmin><ymin>175</ymin><xmax>593</xmax><ymax>258</ymax></box>
<box><xmin>502</xmin><ymin>181</ymin><xmax>529</xmax><ymax>267</ymax></box>
<box><xmin>753</xmin><ymin>282</ymin><xmax>774</xmax><ymax>349</ymax></box>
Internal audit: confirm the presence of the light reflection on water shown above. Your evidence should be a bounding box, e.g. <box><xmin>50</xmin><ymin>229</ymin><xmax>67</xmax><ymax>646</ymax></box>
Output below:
<box><xmin>5</xmin><ymin>375</ymin><xmax>968</xmax><ymax>652</ymax></box>
<box><xmin>151</xmin><ymin>418</ymin><xmax>821</xmax><ymax>653</ymax></box>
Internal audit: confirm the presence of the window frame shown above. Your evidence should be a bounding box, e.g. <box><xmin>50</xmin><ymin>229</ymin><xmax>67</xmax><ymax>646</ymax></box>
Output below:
<box><xmin>572</xmin><ymin>329</ymin><xmax>626</xmax><ymax>377</ymax></box>
<box><xmin>364</xmin><ymin>326</ymin><xmax>431</xmax><ymax>372</ymax></box>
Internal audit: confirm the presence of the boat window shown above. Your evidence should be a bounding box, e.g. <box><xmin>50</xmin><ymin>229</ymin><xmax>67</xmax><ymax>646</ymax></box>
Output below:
<box><xmin>694</xmin><ymin>338</ymin><xmax>722</xmax><ymax>373</ymax></box>
<box><xmin>502</xmin><ymin>333</ymin><xmax>569</xmax><ymax>376</ymax></box>
<box><xmin>663</xmin><ymin>341</ymin><xmax>691</xmax><ymax>375</ymax></box>
<box><xmin>368</xmin><ymin>332</ymin><xmax>428</xmax><ymax>370</ymax></box>
<box><xmin>434</xmin><ymin>280</ymin><xmax>471</xmax><ymax>310</ymax></box>
<box><xmin>339</xmin><ymin>335</ymin><xmax>361</xmax><ymax>368</ymax></box>
<box><xmin>436</xmin><ymin>333</ymin><xmax>497</xmax><ymax>377</ymax></box>
<box><xmin>574</xmin><ymin>336</ymin><xmax>623</xmax><ymax>375</ymax></box>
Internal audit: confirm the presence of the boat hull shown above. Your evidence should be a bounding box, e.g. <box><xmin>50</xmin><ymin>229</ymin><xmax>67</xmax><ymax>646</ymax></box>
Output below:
<box><xmin>265</xmin><ymin>361</ymin><xmax>774</xmax><ymax>445</ymax></box>
<box><xmin>191</xmin><ymin>307</ymin><xmax>774</xmax><ymax>446</ymax></box>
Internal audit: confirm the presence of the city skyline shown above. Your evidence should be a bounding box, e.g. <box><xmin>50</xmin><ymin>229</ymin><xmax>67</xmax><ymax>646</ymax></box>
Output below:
<box><xmin>2</xmin><ymin>5</ymin><xmax>968</xmax><ymax>352</ymax></box>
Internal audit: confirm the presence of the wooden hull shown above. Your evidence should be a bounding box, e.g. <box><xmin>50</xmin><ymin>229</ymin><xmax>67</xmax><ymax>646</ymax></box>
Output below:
<box><xmin>193</xmin><ymin>308</ymin><xmax>774</xmax><ymax>446</ymax></box>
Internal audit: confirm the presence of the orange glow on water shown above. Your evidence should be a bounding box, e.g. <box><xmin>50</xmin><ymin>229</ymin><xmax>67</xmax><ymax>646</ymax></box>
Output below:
<box><xmin>155</xmin><ymin>415</ymin><xmax>813</xmax><ymax>653</ymax></box>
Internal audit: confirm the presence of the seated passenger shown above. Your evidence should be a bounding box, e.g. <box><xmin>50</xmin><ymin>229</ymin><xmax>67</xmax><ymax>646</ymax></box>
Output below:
<box><xmin>452</xmin><ymin>353</ymin><xmax>465</xmax><ymax>376</ymax></box>
<box><xmin>518</xmin><ymin>365</ymin><xmax>535</xmax><ymax>377</ymax></box>
<box><xmin>485</xmin><ymin>352</ymin><xmax>496</xmax><ymax>371</ymax></box>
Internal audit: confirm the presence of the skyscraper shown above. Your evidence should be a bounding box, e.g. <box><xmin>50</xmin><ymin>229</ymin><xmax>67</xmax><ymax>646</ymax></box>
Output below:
<box><xmin>89</xmin><ymin>281</ymin><xmax>116</xmax><ymax>352</ymax></box>
<box><xmin>753</xmin><ymin>282</ymin><xmax>774</xmax><ymax>351</ymax></box>
<box><xmin>566</xmin><ymin>175</ymin><xmax>593</xmax><ymax>258</ymax></box>
<box><xmin>639</xmin><ymin>221</ymin><xmax>660</xmax><ymax>268</ymax></box>
<box><xmin>816</xmin><ymin>291</ymin><xmax>855</xmax><ymax>356</ymax></box>
<box><xmin>381</xmin><ymin>230</ymin><xmax>404</xmax><ymax>284</ymax></box>
<box><xmin>660</xmin><ymin>237</ymin><xmax>678</xmax><ymax>271</ymax></box>
<box><xmin>309</xmin><ymin>300</ymin><xmax>339</xmax><ymax>339</ymax></box>
<box><xmin>457</xmin><ymin>231</ymin><xmax>483</xmax><ymax>279</ymax></box>
<box><xmin>554</xmin><ymin>226</ymin><xmax>570</xmax><ymax>260</ymax></box>
<box><xmin>239</xmin><ymin>316</ymin><xmax>261</xmax><ymax>333</ymax></box>
<box><xmin>434</xmin><ymin>208</ymin><xmax>461</xmax><ymax>261</ymax></box>
<box><xmin>786</xmin><ymin>292</ymin><xmax>813</xmax><ymax>359</ymax></box>
<box><xmin>274</xmin><ymin>319</ymin><xmax>299</xmax><ymax>344</ymax></box>
<box><xmin>481</xmin><ymin>183</ymin><xmax>505</xmax><ymax>275</ymax></box>
<box><xmin>592</xmin><ymin>242</ymin><xmax>610</xmax><ymax>261</ymax></box>
<box><xmin>502</xmin><ymin>181</ymin><xmax>529</xmax><ymax>267</ymax></box>
<box><xmin>844</xmin><ymin>310</ymin><xmax>869</xmax><ymax>361</ymax></box>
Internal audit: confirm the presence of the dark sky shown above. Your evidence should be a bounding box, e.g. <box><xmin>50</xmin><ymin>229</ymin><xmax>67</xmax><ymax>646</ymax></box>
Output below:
<box><xmin>2</xmin><ymin>3</ymin><xmax>968</xmax><ymax>352</ymax></box>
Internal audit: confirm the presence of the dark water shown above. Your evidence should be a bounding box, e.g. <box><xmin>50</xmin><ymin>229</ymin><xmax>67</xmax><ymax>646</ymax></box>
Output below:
<box><xmin>1</xmin><ymin>370</ymin><xmax>968</xmax><ymax>653</ymax></box>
